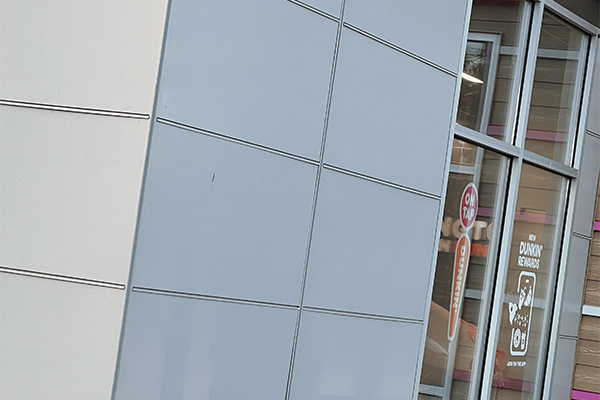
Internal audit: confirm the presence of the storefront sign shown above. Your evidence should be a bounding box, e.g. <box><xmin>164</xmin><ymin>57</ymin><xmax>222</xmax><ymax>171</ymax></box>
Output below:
<box><xmin>448</xmin><ymin>234</ymin><xmax>472</xmax><ymax>341</ymax></box>
<box><xmin>448</xmin><ymin>183</ymin><xmax>479</xmax><ymax>341</ymax></box>
<box><xmin>508</xmin><ymin>233</ymin><xmax>539</xmax><ymax>359</ymax></box>
<box><xmin>460</xmin><ymin>183</ymin><xmax>478</xmax><ymax>231</ymax></box>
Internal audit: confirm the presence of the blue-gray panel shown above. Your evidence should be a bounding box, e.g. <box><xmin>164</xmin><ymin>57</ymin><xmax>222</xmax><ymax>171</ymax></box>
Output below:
<box><xmin>289</xmin><ymin>310</ymin><xmax>422</xmax><ymax>400</ymax></box>
<box><xmin>133</xmin><ymin>122</ymin><xmax>316</xmax><ymax>305</ymax></box>
<box><xmin>558</xmin><ymin>235</ymin><xmax>590</xmax><ymax>337</ymax></box>
<box><xmin>572</xmin><ymin>133</ymin><xmax>600</xmax><ymax>237</ymax></box>
<box><xmin>156</xmin><ymin>0</ymin><xmax>338</xmax><ymax>160</ymax></box>
<box><xmin>114</xmin><ymin>291</ymin><xmax>297</xmax><ymax>400</ymax></box>
<box><xmin>548</xmin><ymin>336</ymin><xmax>577</xmax><ymax>399</ymax></box>
<box><xmin>298</xmin><ymin>0</ymin><xmax>341</xmax><ymax>18</ymax></box>
<box><xmin>324</xmin><ymin>28</ymin><xmax>455</xmax><ymax>196</ymax></box>
<box><xmin>344</xmin><ymin>0</ymin><xmax>469</xmax><ymax>73</ymax></box>
<box><xmin>303</xmin><ymin>169</ymin><xmax>440</xmax><ymax>320</ymax></box>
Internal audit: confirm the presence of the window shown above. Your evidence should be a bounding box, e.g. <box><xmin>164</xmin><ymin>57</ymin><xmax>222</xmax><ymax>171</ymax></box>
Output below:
<box><xmin>419</xmin><ymin>1</ymin><xmax>596</xmax><ymax>399</ymax></box>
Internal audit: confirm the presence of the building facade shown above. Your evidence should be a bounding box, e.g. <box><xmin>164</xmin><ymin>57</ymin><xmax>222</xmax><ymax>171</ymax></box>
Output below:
<box><xmin>0</xmin><ymin>0</ymin><xmax>598</xmax><ymax>399</ymax></box>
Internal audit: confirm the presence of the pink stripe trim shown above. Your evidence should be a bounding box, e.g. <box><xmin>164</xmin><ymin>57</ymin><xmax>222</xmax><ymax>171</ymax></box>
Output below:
<box><xmin>514</xmin><ymin>211</ymin><xmax>556</xmax><ymax>225</ymax></box>
<box><xmin>487</xmin><ymin>126</ymin><xmax>504</xmax><ymax>136</ymax></box>
<box><xmin>452</xmin><ymin>370</ymin><xmax>534</xmax><ymax>392</ymax></box>
<box><xmin>478</xmin><ymin>207</ymin><xmax>493</xmax><ymax>218</ymax></box>
<box><xmin>572</xmin><ymin>389</ymin><xmax>600</xmax><ymax>400</ymax></box>
<box><xmin>477</xmin><ymin>207</ymin><xmax>556</xmax><ymax>224</ymax></box>
<box><xmin>526</xmin><ymin>129</ymin><xmax>568</xmax><ymax>142</ymax></box>
<box><xmin>594</xmin><ymin>221</ymin><xmax>600</xmax><ymax>231</ymax></box>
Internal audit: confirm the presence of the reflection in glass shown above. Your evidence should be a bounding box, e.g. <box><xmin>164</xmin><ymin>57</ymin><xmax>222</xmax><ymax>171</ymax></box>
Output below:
<box><xmin>525</xmin><ymin>10</ymin><xmax>588</xmax><ymax>162</ymax></box>
<box><xmin>491</xmin><ymin>164</ymin><xmax>566</xmax><ymax>400</ymax></box>
<box><xmin>420</xmin><ymin>139</ymin><xmax>508</xmax><ymax>399</ymax></box>
<box><xmin>457</xmin><ymin>0</ymin><xmax>529</xmax><ymax>141</ymax></box>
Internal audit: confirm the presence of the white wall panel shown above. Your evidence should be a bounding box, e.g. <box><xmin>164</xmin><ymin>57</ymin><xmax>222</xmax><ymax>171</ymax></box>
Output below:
<box><xmin>0</xmin><ymin>106</ymin><xmax>148</xmax><ymax>283</ymax></box>
<box><xmin>325</xmin><ymin>28</ymin><xmax>456</xmax><ymax>196</ymax></box>
<box><xmin>0</xmin><ymin>0</ymin><xmax>167</xmax><ymax>113</ymax></box>
<box><xmin>0</xmin><ymin>273</ymin><xmax>125</xmax><ymax>400</ymax></box>
<box><xmin>344</xmin><ymin>0</ymin><xmax>469</xmax><ymax>73</ymax></box>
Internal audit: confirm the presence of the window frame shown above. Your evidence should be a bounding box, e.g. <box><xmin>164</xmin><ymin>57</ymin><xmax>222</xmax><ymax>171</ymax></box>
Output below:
<box><xmin>417</xmin><ymin>1</ymin><xmax>600</xmax><ymax>399</ymax></box>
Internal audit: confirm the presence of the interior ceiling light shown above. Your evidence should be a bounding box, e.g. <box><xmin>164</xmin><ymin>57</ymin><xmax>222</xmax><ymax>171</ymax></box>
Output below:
<box><xmin>461</xmin><ymin>72</ymin><xmax>484</xmax><ymax>84</ymax></box>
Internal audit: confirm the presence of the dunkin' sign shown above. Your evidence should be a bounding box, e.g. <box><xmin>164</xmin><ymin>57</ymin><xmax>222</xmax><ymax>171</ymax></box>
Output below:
<box><xmin>448</xmin><ymin>183</ymin><xmax>478</xmax><ymax>341</ymax></box>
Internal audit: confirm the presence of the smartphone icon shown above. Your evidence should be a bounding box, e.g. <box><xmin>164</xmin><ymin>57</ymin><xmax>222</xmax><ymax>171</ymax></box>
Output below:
<box><xmin>510</xmin><ymin>271</ymin><xmax>535</xmax><ymax>356</ymax></box>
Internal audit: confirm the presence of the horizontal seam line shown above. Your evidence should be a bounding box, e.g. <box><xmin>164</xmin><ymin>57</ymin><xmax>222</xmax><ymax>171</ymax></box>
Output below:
<box><xmin>286</xmin><ymin>0</ymin><xmax>338</xmax><ymax>21</ymax></box>
<box><xmin>132</xmin><ymin>286</ymin><xmax>299</xmax><ymax>309</ymax></box>
<box><xmin>156</xmin><ymin>117</ymin><xmax>320</xmax><ymax>165</ymax></box>
<box><xmin>342</xmin><ymin>23</ymin><xmax>457</xmax><ymax>77</ymax></box>
<box><xmin>572</xmin><ymin>232</ymin><xmax>592</xmax><ymax>240</ymax></box>
<box><xmin>586</xmin><ymin>130</ymin><xmax>600</xmax><ymax>139</ymax></box>
<box><xmin>303</xmin><ymin>306</ymin><xmax>423</xmax><ymax>323</ymax></box>
<box><xmin>323</xmin><ymin>163</ymin><xmax>441</xmax><ymax>200</ymax></box>
<box><xmin>0</xmin><ymin>266</ymin><xmax>126</xmax><ymax>289</ymax></box>
<box><xmin>0</xmin><ymin>99</ymin><xmax>150</xmax><ymax>119</ymax></box>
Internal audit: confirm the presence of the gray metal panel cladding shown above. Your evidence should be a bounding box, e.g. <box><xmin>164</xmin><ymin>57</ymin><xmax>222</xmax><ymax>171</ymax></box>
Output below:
<box><xmin>289</xmin><ymin>310</ymin><xmax>422</xmax><ymax>400</ymax></box>
<box><xmin>324</xmin><ymin>28</ymin><xmax>456</xmax><ymax>197</ymax></box>
<box><xmin>558</xmin><ymin>235</ymin><xmax>590</xmax><ymax>338</ymax></box>
<box><xmin>572</xmin><ymin>133</ymin><xmax>600</xmax><ymax>237</ymax></box>
<box><xmin>156</xmin><ymin>0</ymin><xmax>338</xmax><ymax>160</ymax></box>
<box><xmin>132</xmin><ymin>122</ymin><xmax>317</xmax><ymax>305</ymax></box>
<box><xmin>113</xmin><ymin>291</ymin><xmax>297</xmax><ymax>400</ymax></box>
<box><xmin>343</xmin><ymin>0</ymin><xmax>469</xmax><ymax>73</ymax></box>
<box><xmin>548</xmin><ymin>336</ymin><xmax>578</xmax><ymax>399</ymax></box>
<box><xmin>303</xmin><ymin>168</ymin><xmax>440</xmax><ymax>321</ymax></box>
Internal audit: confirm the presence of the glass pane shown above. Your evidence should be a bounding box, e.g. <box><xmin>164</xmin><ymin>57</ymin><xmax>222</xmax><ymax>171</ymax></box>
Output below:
<box><xmin>420</xmin><ymin>139</ymin><xmax>508</xmax><ymax>399</ymax></box>
<box><xmin>491</xmin><ymin>164</ymin><xmax>566</xmax><ymax>400</ymax></box>
<box><xmin>457</xmin><ymin>0</ymin><xmax>529</xmax><ymax>141</ymax></box>
<box><xmin>525</xmin><ymin>10</ymin><xmax>588</xmax><ymax>163</ymax></box>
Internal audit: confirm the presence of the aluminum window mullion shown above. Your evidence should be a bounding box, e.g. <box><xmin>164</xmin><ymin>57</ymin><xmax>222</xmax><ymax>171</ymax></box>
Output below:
<box><xmin>565</xmin><ymin>35</ymin><xmax>591</xmax><ymax>165</ymax></box>
<box><xmin>513</xmin><ymin>1</ymin><xmax>545</xmax><ymax>150</ymax></box>
<box><xmin>533</xmin><ymin>177</ymin><xmax>570</xmax><ymax>399</ymax></box>
<box><xmin>544</xmin><ymin>0</ymin><xmax>600</xmax><ymax>36</ymax></box>
<box><xmin>506</xmin><ymin>0</ymin><xmax>535</xmax><ymax>146</ymax></box>
<box><xmin>542</xmin><ymin>35</ymin><xmax>598</xmax><ymax>400</ymax></box>
<box><xmin>573</xmin><ymin>36</ymin><xmax>599</xmax><ymax>169</ymax></box>
<box><xmin>481</xmin><ymin>3</ymin><xmax>546</xmax><ymax>397</ymax></box>
<box><xmin>480</xmin><ymin>156</ymin><xmax>524</xmax><ymax>398</ymax></box>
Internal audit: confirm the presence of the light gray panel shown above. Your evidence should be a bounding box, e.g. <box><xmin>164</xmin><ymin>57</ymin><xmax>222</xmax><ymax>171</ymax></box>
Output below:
<box><xmin>303</xmin><ymin>169</ymin><xmax>440</xmax><ymax>320</ymax></box>
<box><xmin>324</xmin><ymin>28</ymin><xmax>455</xmax><ymax>196</ymax></box>
<box><xmin>298</xmin><ymin>0</ymin><xmax>341</xmax><ymax>17</ymax></box>
<box><xmin>133</xmin><ymin>122</ymin><xmax>316</xmax><ymax>305</ymax></box>
<box><xmin>0</xmin><ymin>273</ymin><xmax>124</xmax><ymax>400</ymax></box>
<box><xmin>344</xmin><ymin>0</ymin><xmax>469</xmax><ymax>72</ymax></box>
<box><xmin>114</xmin><ymin>291</ymin><xmax>297</xmax><ymax>400</ymax></box>
<box><xmin>157</xmin><ymin>0</ymin><xmax>338</xmax><ymax>160</ymax></box>
<box><xmin>0</xmin><ymin>105</ymin><xmax>147</xmax><ymax>283</ymax></box>
<box><xmin>0</xmin><ymin>0</ymin><xmax>166</xmax><ymax>113</ymax></box>
<box><xmin>558</xmin><ymin>235</ymin><xmax>590</xmax><ymax>337</ymax></box>
<box><xmin>572</xmin><ymin>133</ymin><xmax>600</xmax><ymax>236</ymax></box>
<box><xmin>289</xmin><ymin>310</ymin><xmax>422</xmax><ymax>400</ymax></box>
<box><xmin>586</xmin><ymin>46</ymin><xmax>600</xmax><ymax>135</ymax></box>
<box><xmin>548</xmin><ymin>336</ymin><xmax>577</xmax><ymax>399</ymax></box>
